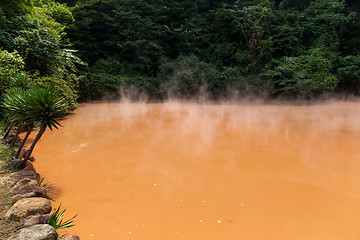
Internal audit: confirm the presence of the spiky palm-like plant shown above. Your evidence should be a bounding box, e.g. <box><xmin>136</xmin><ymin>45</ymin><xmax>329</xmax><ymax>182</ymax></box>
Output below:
<box><xmin>48</xmin><ymin>204</ymin><xmax>77</xmax><ymax>230</ymax></box>
<box><xmin>2</xmin><ymin>88</ymin><xmax>27</xmax><ymax>140</ymax></box>
<box><xmin>2</xmin><ymin>87</ymin><xmax>66</xmax><ymax>165</ymax></box>
<box><xmin>22</xmin><ymin>88</ymin><xmax>67</xmax><ymax>162</ymax></box>
<box><xmin>2</xmin><ymin>88</ymin><xmax>33</xmax><ymax>163</ymax></box>
<box><xmin>10</xmin><ymin>74</ymin><xmax>31</xmax><ymax>90</ymax></box>
<box><xmin>2</xmin><ymin>75</ymin><xmax>31</xmax><ymax>139</ymax></box>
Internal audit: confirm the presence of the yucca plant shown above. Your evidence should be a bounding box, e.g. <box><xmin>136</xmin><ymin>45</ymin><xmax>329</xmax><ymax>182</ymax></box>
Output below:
<box><xmin>38</xmin><ymin>178</ymin><xmax>53</xmax><ymax>191</ymax></box>
<box><xmin>1</xmin><ymin>88</ymin><xmax>27</xmax><ymax>140</ymax></box>
<box><xmin>48</xmin><ymin>204</ymin><xmax>77</xmax><ymax>230</ymax></box>
<box><xmin>21</xmin><ymin>87</ymin><xmax>67</xmax><ymax>162</ymax></box>
<box><xmin>3</xmin><ymin>75</ymin><xmax>32</xmax><ymax>137</ymax></box>
<box><xmin>38</xmin><ymin>178</ymin><xmax>55</xmax><ymax>201</ymax></box>
<box><xmin>1</xmin><ymin>87</ymin><xmax>67</xmax><ymax>165</ymax></box>
<box><xmin>10</xmin><ymin>74</ymin><xmax>31</xmax><ymax>90</ymax></box>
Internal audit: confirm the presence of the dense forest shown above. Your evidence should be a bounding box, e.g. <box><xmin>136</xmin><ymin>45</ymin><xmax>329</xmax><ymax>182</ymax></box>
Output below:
<box><xmin>1</xmin><ymin>0</ymin><xmax>360</xmax><ymax>104</ymax></box>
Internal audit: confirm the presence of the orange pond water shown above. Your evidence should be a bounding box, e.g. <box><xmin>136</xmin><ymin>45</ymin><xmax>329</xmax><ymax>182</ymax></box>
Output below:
<box><xmin>26</xmin><ymin>101</ymin><xmax>360</xmax><ymax>240</ymax></box>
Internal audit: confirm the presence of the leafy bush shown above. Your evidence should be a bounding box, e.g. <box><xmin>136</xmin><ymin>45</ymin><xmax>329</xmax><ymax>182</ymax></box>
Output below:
<box><xmin>217</xmin><ymin>66</ymin><xmax>273</xmax><ymax>97</ymax></box>
<box><xmin>78</xmin><ymin>57</ymin><xmax>163</xmax><ymax>101</ymax></box>
<box><xmin>336</xmin><ymin>54</ymin><xmax>360</xmax><ymax>94</ymax></box>
<box><xmin>0</xmin><ymin>50</ymin><xmax>25</xmax><ymax>96</ymax></box>
<box><xmin>30</xmin><ymin>70</ymin><xmax>79</xmax><ymax>112</ymax></box>
<box><xmin>0</xmin><ymin>1</ymin><xmax>82</xmax><ymax>113</ymax></box>
<box><xmin>264</xmin><ymin>49</ymin><xmax>339</xmax><ymax>95</ymax></box>
<box><xmin>78</xmin><ymin>71</ymin><xmax>131</xmax><ymax>101</ymax></box>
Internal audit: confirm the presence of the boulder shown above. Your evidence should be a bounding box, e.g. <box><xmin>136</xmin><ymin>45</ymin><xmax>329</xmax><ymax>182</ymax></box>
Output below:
<box><xmin>19</xmin><ymin>148</ymin><xmax>28</xmax><ymax>158</ymax></box>
<box><xmin>10</xmin><ymin>178</ymin><xmax>38</xmax><ymax>194</ymax></box>
<box><xmin>7</xmin><ymin>224</ymin><xmax>57</xmax><ymax>240</ymax></box>
<box><xmin>9</xmin><ymin>159</ymin><xmax>26</xmax><ymax>170</ymax></box>
<box><xmin>23</xmin><ymin>160</ymin><xmax>35</xmax><ymax>171</ymax></box>
<box><xmin>7</xmin><ymin>170</ymin><xmax>40</xmax><ymax>185</ymax></box>
<box><xmin>19</xmin><ymin>148</ymin><xmax>36</xmax><ymax>162</ymax></box>
<box><xmin>15</xmin><ymin>184</ymin><xmax>47</xmax><ymax>198</ymax></box>
<box><xmin>5</xmin><ymin>197</ymin><xmax>52</xmax><ymax>221</ymax></box>
<box><xmin>23</xmin><ymin>214</ymin><xmax>52</xmax><ymax>227</ymax></box>
<box><xmin>12</xmin><ymin>192</ymin><xmax>37</xmax><ymax>205</ymax></box>
<box><xmin>64</xmin><ymin>235</ymin><xmax>80</xmax><ymax>240</ymax></box>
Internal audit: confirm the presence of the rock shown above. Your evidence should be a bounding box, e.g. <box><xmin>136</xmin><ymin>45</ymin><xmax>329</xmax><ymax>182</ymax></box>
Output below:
<box><xmin>7</xmin><ymin>170</ymin><xmax>40</xmax><ymax>185</ymax></box>
<box><xmin>19</xmin><ymin>149</ymin><xmax>36</xmax><ymax>162</ymax></box>
<box><xmin>23</xmin><ymin>160</ymin><xmax>35</xmax><ymax>171</ymax></box>
<box><xmin>7</xmin><ymin>224</ymin><xmax>57</xmax><ymax>240</ymax></box>
<box><xmin>64</xmin><ymin>235</ymin><xmax>80</xmax><ymax>240</ymax></box>
<box><xmin>9</xmin><ymin>159</ymin><xmax>26</xmax><ymax>170</ymax></box>
<box><xmin>5</xmin><ymin>197</ymin><xmax>52</xmax><ymax>221</ymax></box>
<box><xmin>19</xmin><ymin>148</ymin><xmax>28</xmax><ymax>158</ymax></box>
<box><xmin>15</xmin><ymin>184</ymin><xmax>47</xmax><ymax>198</ymax></box>
<box><xmin>12</xmin><ymin>192</ymin><xmax>37</xmax><ymax>205</ymax></box>
<box><xmin>10</xmin><ymin>178</ymin><xmax>38</xmax><ymax>194</ymax></box>
<box><xmin>23</xmin><ymin>214</ymin><xmax>52</xmax><ymax>227</ymax></box>
<box><xmin>9</xmin><ymin>159</ymin><xmax>34</xmax><ymax>171</ymax></box>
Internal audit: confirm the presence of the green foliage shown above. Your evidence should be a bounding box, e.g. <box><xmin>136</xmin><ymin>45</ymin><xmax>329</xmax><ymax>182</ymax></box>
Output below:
<box><xmin>79</xmin><ymin>71</ymin><xmax>131</xmax><ymax>101</ymax></box>
<box><xmin>38</xmin><ymin>177</ymin><xmax>54</xmax><ymax>201</ymax></box>
<box><xmin>336</xmin><ymin>54</ymin><xmax>360</xmax><ymax>94</ymax></box>
<box><xmin>38</xmin><ymin>1</ymin><xmax>74</xmax><ymax>25</ymax></box>
<box><xmin>159</xmin><ymin>55</ymin><xmax>220</xmax><ymax>99</ymax></box>
<box><xmin>22</xmin><ymin>87</ymin><xmax>67</xmax><ymax>130</ymax></box>
<box><xmin>0</xmin><ymin>0</ymin><xmax>34</xmax><ymax>17</ymax></box>
<box><xmin>63</xmin><ymin>0</ymin><xmax>360</xmax><ymax>99</ymax></box>
<box><xmin>38</xmin><ymin>177</ymin><xmax>52</xmax><ymax>192</ymax></box>
<box><xmin>1</xmin><ymin>87</ymin><xmax>67</xmax><ymax>128</ymax></box>
<box><xmin>0</xmin><ymin>0</ymin><xmax>82</xmax><ymax>111</ymax></box>
<box><xmin>48</xmin><ymin>204</ymin><xmax>77</xmax><ymax>230</ymax></box>
<box><xmin>264</xmin><ymin>49</ymin><xmax>339</xmax><ymax>95</ymax></box>
<box><xmin>0</xmin><ymin>50</ymin><xmax>25</xmax><ymax>97</ymax></box>
<box><xmin>233</xmin><ymin>4</ymin><xmax>272</xmax><ymax>56</ymax></box>
<box><xmin>30</xmin><ymin>71</ymin><xmax>79</xmax><ymax>113</ymax></box>
<box><xmin>78</xmin><ymin>64</ymin><xmax>161</xmax><ymax>101</ymax></box>
<box><xmin>10</xmin><ymin>74</ymin><xmax>31</xmax><ymax>90</ymax></box>
<box><xmin>217</xmin><ymin>66</ymin><xmax>273</xmax><ymax>96</ymax></box>
<box><xmin>77</xmin><ymin>58</ymin><xmax>130</xmax><ymax>101</ymax></box>
<box><xmin>1</xmin><ymin>88</ymin><xmax>27</xmax><ymax>121</ymax></box>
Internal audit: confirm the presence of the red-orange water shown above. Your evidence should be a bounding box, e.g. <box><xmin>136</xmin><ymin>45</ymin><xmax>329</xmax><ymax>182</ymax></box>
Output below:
<box><xmin>27</xmin><ymin>101</ymin><xmax>360</xmax><ymax>240</ymax></box>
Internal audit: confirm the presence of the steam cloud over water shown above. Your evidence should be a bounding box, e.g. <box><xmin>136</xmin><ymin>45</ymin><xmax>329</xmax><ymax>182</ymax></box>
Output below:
<box><xmin>26</xmin><ymin>99</ymin><xmax>360</xmax><ymax>240</ymax></box>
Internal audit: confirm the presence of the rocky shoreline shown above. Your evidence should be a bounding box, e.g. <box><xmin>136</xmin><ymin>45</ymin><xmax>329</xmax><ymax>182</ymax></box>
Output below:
<box><xmin>0</xmin><ymin>139</ymin><xmax>80</xmax><ymax>240</ymax></box>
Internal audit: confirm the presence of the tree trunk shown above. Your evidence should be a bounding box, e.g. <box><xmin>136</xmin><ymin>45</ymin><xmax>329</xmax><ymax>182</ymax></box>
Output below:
<box><xmin>3</xmin><ymin>121</ymin><xmax>15</xmax><ymax>139</ymax></box>
<box><xmin>23</xmin><ymin>125</ymin><xmax>46</xmax><ymax>162</ymax></box>
<box><xmin>10</xmin><ymin>122</ymin><xmax>25</xmax><ymax>148</ymax></box>
<box><xmin>15</xmin><ymin>125</ymin><xmax>33</xmax><ymax>159</ymax></box>
<box><xmin>4</xmin><ymin>117</ymin><xmax>11</xmax><ymax>132</ymax></box>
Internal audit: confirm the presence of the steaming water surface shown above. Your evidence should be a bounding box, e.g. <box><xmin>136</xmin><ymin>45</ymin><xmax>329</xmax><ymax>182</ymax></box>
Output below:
<box><xmin>27</xmin><ymin>101</ymin><xmax>360</xmax><ymax>240</ymax></box>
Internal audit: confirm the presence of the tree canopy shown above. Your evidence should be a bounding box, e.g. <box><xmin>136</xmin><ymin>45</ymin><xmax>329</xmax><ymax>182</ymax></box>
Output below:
<box><xmin>1</xmin><ymin>0</ymin><xmax>360</xmax><ymax>103</ymax></box>
<box><xmin>0</xmin><ymin>0</ymin><xmax>84</xmax><ymax>112</ymax></box>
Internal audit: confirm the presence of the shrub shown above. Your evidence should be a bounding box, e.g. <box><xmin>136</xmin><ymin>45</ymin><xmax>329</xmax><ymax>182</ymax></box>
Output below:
<box><xmin>0</xmin><ymin>50</ymin><xmax>25</xmax><ymax>97</ymax></box>
<box><xmin>30</xmin><ymin>70</ymin><xmax>79</xmax><ymax>112</ymax></box>
<box><xmin>264</xmin><ymin>49</ymin><xmax>339</xmax><ymax>95</ymax></box>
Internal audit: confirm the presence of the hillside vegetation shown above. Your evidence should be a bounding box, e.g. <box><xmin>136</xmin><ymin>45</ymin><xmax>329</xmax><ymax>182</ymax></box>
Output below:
<box><xmin>1</xmin><ymin>0</ymin><xmax>360</xmax><ymax>103</ymax></box>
